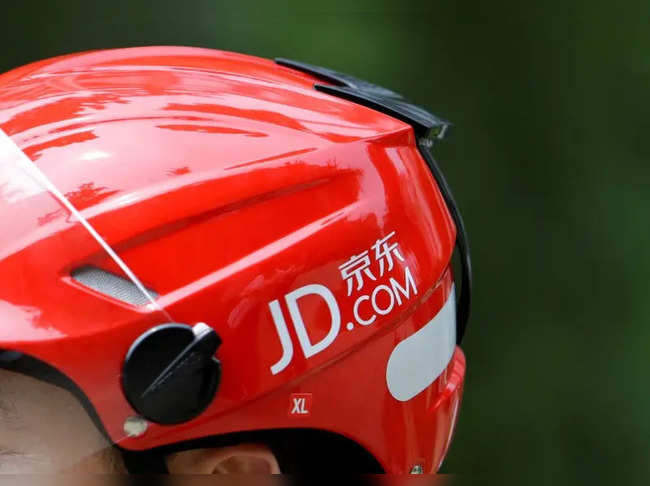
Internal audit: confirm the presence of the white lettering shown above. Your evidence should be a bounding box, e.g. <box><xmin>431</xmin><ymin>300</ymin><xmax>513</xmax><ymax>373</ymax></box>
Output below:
<box><xmin>269</xmin><ymin>299</ymin><xmax>294</xmax><ymax>375</ymax></box>
<box><xmin>390</xmin><ymin>266</ymin><xmax>418</xmax><ymax>306</ymax></box>
<box><xmin>286</xmin><ymin>284</ymin><xmax>341</xmax><ymax>359</ymax></box>
<box><xmin>291</xmin><ymin>398</ymin><xmax>307</xmax><ymax>414</ymax></box>
<box><xmin>353</xmin><ymin>295</ymin><xmax>376</xmax><ymax>326</ymax></box>
<box><xmin>371</xmin><ymin>285</ymin><xmax>395</xmax><ymax>315</ymax></box>
<box><xmin>269</xmin><ymin>234</ymin><xmax>418</xmax><ymax>375</ymax></box>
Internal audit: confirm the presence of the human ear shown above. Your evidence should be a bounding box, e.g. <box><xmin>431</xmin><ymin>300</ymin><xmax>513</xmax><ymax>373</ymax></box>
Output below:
<box><xmin>166</xmin><ymin>443</ymin><xmax>281</xmax><ymax>474</ymax></box>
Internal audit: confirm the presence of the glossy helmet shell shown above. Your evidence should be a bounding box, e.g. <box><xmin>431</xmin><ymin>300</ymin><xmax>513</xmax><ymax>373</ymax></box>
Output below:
<box><xmin>0</xmin><ymin>47</ymin><xmax>464</xmax><ymax>473</ymax></box>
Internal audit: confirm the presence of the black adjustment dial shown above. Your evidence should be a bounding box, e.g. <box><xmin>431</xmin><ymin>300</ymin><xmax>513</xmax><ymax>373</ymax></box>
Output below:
<box><xmin>122</xmin><ymin>323</ymin><xmax>222</xmax><ymax>425</ymax></box>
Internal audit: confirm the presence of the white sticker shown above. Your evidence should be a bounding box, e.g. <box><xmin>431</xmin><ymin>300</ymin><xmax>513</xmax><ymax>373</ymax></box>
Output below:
<box><xmin>386</xmin><ymin>286</ymin><xmax>456</xmax><ymax>402</ymax></box>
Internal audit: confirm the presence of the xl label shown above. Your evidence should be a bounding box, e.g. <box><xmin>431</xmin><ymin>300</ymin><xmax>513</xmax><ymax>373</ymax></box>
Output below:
<box><xmin>269</xmin><ymin>231</ymin><xmax>417</xmax><ymax>375</ymax></box>
<box><xmin>288</xmin><ymin>393</ymin><xmax>313</xmax><ymax>417</ymax></box>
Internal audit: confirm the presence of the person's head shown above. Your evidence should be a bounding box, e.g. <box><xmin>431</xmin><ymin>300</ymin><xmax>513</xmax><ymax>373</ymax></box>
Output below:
<box><xmin>0</xmin><ymin>46</ymin><xmax>470</xmax><ymax>474</ymax></box>
<box><xmin>0</xmin><ymin>367</ymin><xmax>280</xmax><ymax>473</ymax></box>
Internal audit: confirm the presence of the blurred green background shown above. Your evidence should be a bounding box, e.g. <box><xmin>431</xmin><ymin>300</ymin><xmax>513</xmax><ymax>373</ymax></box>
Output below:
<box><xmin>2</xmin><ymin>0</ymin><xmax>648</xmax><ymax>481</ymax></box>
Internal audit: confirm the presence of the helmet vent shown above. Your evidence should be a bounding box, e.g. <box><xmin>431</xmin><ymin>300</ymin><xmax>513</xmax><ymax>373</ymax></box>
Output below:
<box><xmin>71</xmin><ymin>266</ymin><xmax>158</xmax><ymax>306</ymax></box>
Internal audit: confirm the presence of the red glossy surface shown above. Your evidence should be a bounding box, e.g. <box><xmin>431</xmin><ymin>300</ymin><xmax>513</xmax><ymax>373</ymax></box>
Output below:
<box><xmin>0</xmin><ymin>47</ymin><xmax>463</xmax><ymax>473</ymax></box>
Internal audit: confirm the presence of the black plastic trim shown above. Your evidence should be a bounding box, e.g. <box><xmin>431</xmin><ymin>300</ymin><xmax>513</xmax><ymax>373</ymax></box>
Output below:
<box><xmin>276</xmin><ymin>57</ymin><xmax>406</xmax><ymax>99</ymax></box>
<box><xmin>275</xmin><ymin>58</ymin><xmax>450</xmax><ymax>138</ymax></box>
<box><xmin>418</xmin><ymin>143</ymin><xmax>472</xmax><ymax>343</ymax></box>
<box><xmin>316</xmin><ymin>84</ymin><xmax>449</xmax><ymax>137</ymax></box>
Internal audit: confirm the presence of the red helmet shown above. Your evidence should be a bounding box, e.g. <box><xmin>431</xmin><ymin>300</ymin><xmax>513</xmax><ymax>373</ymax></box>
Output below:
<box><xmin>0</xmin><ymin>46</ymin><xmax>471</xmax><ymax>473</ymax></box>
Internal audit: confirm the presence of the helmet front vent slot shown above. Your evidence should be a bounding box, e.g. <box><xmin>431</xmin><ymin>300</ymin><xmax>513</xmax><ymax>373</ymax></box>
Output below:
<box><xmin>71</xmin><ymin>266</ymin><xmax>158</xmax><ymax>306</ymax></box>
